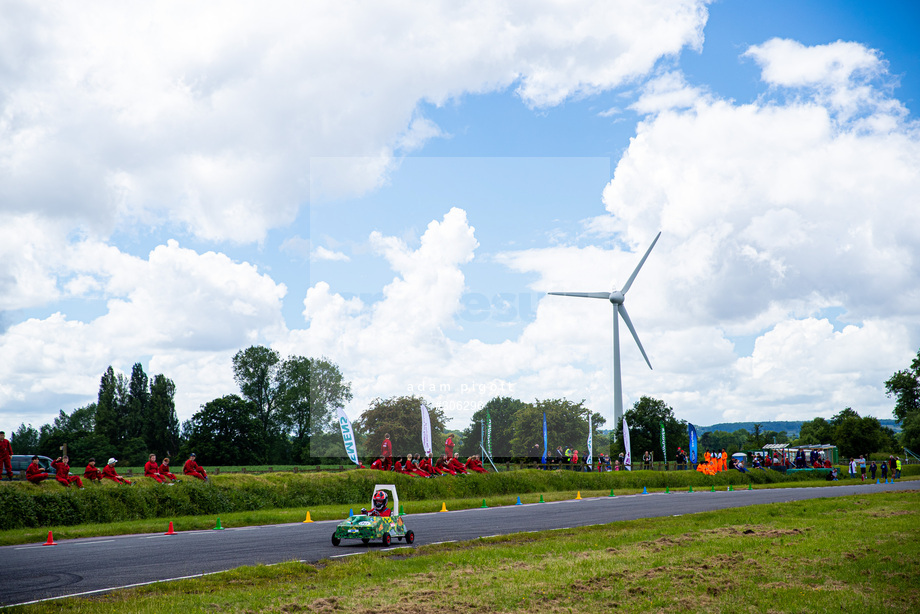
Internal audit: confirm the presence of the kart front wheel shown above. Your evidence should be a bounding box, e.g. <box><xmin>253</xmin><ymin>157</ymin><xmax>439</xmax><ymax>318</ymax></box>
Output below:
<box><xmin>331</xmin><ymin>535</ymin><xmax>341</xmax><ymax>546</ymax></box>
<box><xmin>405</xmin><ymin>530</ymin><xmax>415</xmax><ymax>544</ymax></box>
<box><xmin>382</xmin><ymin>533</ymin><xmax>391</xmax><ymax>546</ymax></box>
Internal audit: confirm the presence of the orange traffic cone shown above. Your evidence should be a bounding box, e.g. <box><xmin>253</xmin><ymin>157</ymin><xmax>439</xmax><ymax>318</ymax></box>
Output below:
<box><xmin>43</xmin><ymin>531</ymin><xmax>57</xmax><ymax>546</ymax></box>
<box><xmin>165</xmin><ymin>521</ymin><xmax>177</xmax><ymax>535</ymax></box>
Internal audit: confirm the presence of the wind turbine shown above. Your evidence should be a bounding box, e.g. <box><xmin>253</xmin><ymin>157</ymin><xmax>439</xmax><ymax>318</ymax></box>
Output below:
<box><xmin>548</xmin><ymin>231</ymin><xmax>661</xmax><ymax>424</ymax></box>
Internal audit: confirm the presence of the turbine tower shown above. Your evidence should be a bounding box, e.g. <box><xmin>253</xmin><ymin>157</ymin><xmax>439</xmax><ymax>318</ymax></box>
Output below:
<box><xmin>548</xmin><ymin>231</ymin><xmax>661</xmax><ymax>424</ymax></box>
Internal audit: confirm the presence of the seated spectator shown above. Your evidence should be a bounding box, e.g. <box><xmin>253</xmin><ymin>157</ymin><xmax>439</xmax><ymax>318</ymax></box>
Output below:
<box><xmin>420</xmin><ymin>454</ymin><xmax>437</xmax><ymax>475</ymax></box>
<box><xmin>448</xmin><ymin>453</ymin><xmax>468</xmax><ymax>474</ymax></box>
<box><xmin>144</xmin><ymin>454</ymin><xmax>165</xmax><ymax>483</ymax></box>
<box><xmin>159</xmin><ymin>458</ymin><xmax>178</xmax><ymax>481</ymax></box>
<box><xmin>823</xmin><ymin>459</ymin><xmax>832</xmax><ymax>468</ymax></box>
<box><xmin>436</xmin><ymin>454</ymin><xmax>456</xmax><ymax>475</ymax></box>
<box><xmin>405</xmin><ymin>454</ymin><xmax>430</xmax><ymax>477</ymax></box>
<box><xmin>84</xmin><ymin>458</ymin><xmax>103</xmax><ymax>482</ymax></box>
<box><xmin>101</xmin><ymin>458</ymin><xmax>132</xmax><ymax>484</ymax></box>
<box><xmin>614</xmin><ymin>460</ymin><xmax>620</xmax><ymax>471</ymax></box>
<box><xmin>370</xmin><ymin>456</ymin><xmax>386</xmax><ymax>471</ymax></box>
<box><xmin>52</xmin><ymin>456</ymin><xmax>83</xmax><ymax>488</ymax></box>
<box><xmin>26</xmin><ymin>456</ymin><xmax>50</xmax><ymax>484</ymax></box>
<box><xmin>826</xmin><ymin>468</ymin><xmax>839</xmax><ymax>481</ymax></box>
<box><xmin>466</xmin><ymin>455</ymin><xmax>488</xmax><ymax>474</ymax></box>
<box><xmin>183</xmin><ymin>453</ymin><xmax>208</xmax><ymax>481</ymax></box>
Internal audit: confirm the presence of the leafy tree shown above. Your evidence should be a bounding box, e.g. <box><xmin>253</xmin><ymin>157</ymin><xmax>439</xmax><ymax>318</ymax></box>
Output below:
<box><xmin>183</xmin><ymin>395</ymin><xmax>261</xmax><ymax>465</ymax></box>
<box><xmin>353</xmin><ymin>396</ymin><xmax>446</xmax><ymax>461</ymax></box>
<box><xmin>459</xmin><ymin>396</ymin><xmax>526</xmax><ymax>459</ymax></box>
<box><xmin>95</xmin><ymin>366</ymin><xmax>120</xmax><ymax>444</ymax></box>
<box><xmin>796</xmin><ymin>417</ymin><xmax>834</xmax><ymax>445</ymax></box>
<box><xmin>699</xmin><ymin>429</ymin><xmax>748</xmax><ymax>455</ymax></box>
<box><xmin>615</xmin><ymin>396</ymin><xmax>686</xmax><ymax>462</ymax></box>
<box><xmin>831</xmin><ymin>408</ymin><xmax>899</xmax><ymax>458</ymax></box>
<box><xmin>126</xmin><ymin>362</ymin><xmax>149</xmax><ymax>441</ymax></box>
<box><xmin>147</xmin><ymin>374</ymin><xmax>180</xmax><ymax>456</ymax></box>
<box><xmin>831</xmin><ymin>407</ymin><xmax>860</xmax><ymax>425</ymax></box>
<box><xmin>901</xmin><ymin>412</ymin><xmax>920</xmax><ymax>454</ymax></box>
<box><xmin>510</xmin><ymin>398</ymin><xmax>604</xmax><ymax>458</ymax></box>
<box><xmin>276</xmin><ymin>356</ymin><xmax>353</xmax><ymax>462</ymax></box>
<box><xmin>10</xmin><ymin>423</ymin><xmax>39</xmax><ymax>453</ymax></box>
<box><xmin>885</xmin><ymin>349</ymin><xmax>920</xmax><ymax>423</ymax></box>
<box><xmin>232</xmin><ymin>346</ymin><xmax>282</xmax><ymax>461</ymax></box>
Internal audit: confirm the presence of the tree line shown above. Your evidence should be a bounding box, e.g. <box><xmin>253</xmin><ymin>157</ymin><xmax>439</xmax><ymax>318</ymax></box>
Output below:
<box><xmin>10</xmin><ymin>345</ymin><xmax>920</xmax><ymax>466</ymax></box>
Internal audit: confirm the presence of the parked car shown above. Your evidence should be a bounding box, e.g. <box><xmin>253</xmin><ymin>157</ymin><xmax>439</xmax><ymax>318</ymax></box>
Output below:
<box><xmin>10</xmin><ymin>455</ymin><xmax>57</xmax><ymax>479</ymax></box>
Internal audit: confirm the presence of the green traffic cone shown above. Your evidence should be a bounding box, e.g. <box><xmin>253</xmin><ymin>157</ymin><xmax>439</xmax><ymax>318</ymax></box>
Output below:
<box><xmin>481</xmin><ymin>499</ymin><xmax>488</xmax><ymax>508</ymax></box>
<box><xmin>688</xmin><ymin>486</ymin><xmax>693</xmax><ymax>493</ymax></box>
<box><xmin>665</xmin><ymin>486</ymin><xmax>670</xmax><ymax>494</ymax></box>
<box><xmin>213</xmin><ymin>517</ymin><xmax>224</xmax><ymax>530</ymax></box>
<box><xmin>609</xmin><ymin>489</ymin><xmax>615</xmax><ymax>497</ymax></box>
<box><xmin>748</xmin><ymin>483</ymin><xmax>753</xmax><ymax>491</ymax></box>
<box><xmin>710</xmin><ymin>485</ymin><xmax>715</xmax><ymax>492</ymax></box>
<box><xmin>540</xmin><ymin>494</ymin><xmax>545</xmax><ymax>503</ymax></box>
<box><xmin>400</xmin><ymin>505</ymin><xmax>405</xmax><ymax>515</ymax></box>
<box><xmin>728</xmin><ymin>485</ymin><xmax>733</xmax><ymax>492</ymax></box>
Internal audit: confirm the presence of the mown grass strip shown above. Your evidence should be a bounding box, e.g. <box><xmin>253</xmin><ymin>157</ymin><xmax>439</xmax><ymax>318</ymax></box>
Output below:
<box><xmin>9</xmin><ymin>491</ymin><xmax>918</xmax><ymax>614</ymax></box>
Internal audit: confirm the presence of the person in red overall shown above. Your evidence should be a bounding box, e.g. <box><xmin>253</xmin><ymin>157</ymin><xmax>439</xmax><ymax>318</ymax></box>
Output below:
<box><xmin>102</xmin><ymin>458</ymin><xmax>132</xmax><ymax>484</ymax></box>
<box><xmin>84</xmin><ymin>458</ymin><xmax>103</xmax><ymax>482</ymax></box>
<box><xmin>370</xmin><ymin>456</ymin><xmax>385</xmax><ymax>471</ymax></box>
<box><xmin>436</xmin><ymin>454</ymin><xmax>456</xmax><ymax>475</ymax></box>
<box><xmin>448</xmin><ymin>453</ymin><xmax>468</xmax><ymax>474</ymax></box>
<box><xmin>405</xmin><ymin>454</ymin><xmax>430</xmax><ymax>477</ymax></box>
<box><xmin>52</xmin><ymin>456</ymin><xmax>83</xmax><ymax>488</ymax></box>
<box><xmin>0</xmin><ymin>431</ymin><xmax>13</xmax><ymax>481</ymax></box>
<box><xmin>144</xmin><ymin>454</ymin><xmax>165</xmax><ymax>483</ymax></box>
<box><xmin>362</xmin><ymin>490</ymin><xmax>392</xmax><ymax>517</ymax></box>
<box><xmin>183</xmin><ymin>453</ymin><xmax>208</xmax><ymax>480</ymax></box>
<box><xmin>419</xmin><ymin>454</ymin><xmax>437</xmax><ymax>476</ymax></box>
<box><xmin>444</xmin><ymin>434</ymin><xmax>455</xmax><ymax>458</ymax></box>
<box><xmin>159</xmin><ymin>457</ymin><xmax>178</xmax><ymax>481</ymax></box>
<box><xmin>381</xmin><ymin>434</ymin><xmax>393</xmax><ymax>463</ymax></box>
<box><xmin>466</xmin><ymin>455</ymin><xmax>488</xmax><ymax>474</ymax></box>
<box><xmin>26</xmin><ymin>456</ymin><xmax>49</xmax><ymax>484</ymax></box>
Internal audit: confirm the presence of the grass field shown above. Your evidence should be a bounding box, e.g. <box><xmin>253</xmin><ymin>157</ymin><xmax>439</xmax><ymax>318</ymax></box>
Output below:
<box><xmin>9</xmin><ymin>490</ymin><xmax>918</xmax><ymax>613</ymax></box>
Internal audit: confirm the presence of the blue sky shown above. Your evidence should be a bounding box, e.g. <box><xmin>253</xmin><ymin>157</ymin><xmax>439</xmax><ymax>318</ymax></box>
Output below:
<box><xmin>2</xmin><ymin>0</ymin><xmax>919</xmax><ymax>435</ymax></box>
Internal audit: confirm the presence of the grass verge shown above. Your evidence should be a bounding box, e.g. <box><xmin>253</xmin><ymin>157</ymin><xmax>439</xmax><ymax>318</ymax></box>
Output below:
<box><xmin>9</xmin><ymin>491</ymin><xmax>919</xmax><ymax>613</ymax></box>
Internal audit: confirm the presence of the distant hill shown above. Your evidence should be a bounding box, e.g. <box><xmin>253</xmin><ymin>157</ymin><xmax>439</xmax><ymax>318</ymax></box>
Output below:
<box><xmin>697</xmin><ymin>419</ymin><xmax>901</xmax><ymax>436</ymax></box>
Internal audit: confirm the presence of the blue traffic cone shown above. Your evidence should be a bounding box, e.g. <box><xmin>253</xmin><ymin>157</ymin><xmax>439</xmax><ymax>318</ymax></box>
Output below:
<box><xmin>876</xmin><ymin>479</ymin><xmax>879</xmax><ymax>484</ymax></box>
<box><xmin>642</xmin><ymin>486</ymin><xmax>647</xmax><ymax>494</ymax></box>
<box><xmin>349</xmin><ymin>508</ymin><xmax>353</xmax><ymax>517</ymax></box>
<box><xmin>515</xmin><ymin>496</ymin><xmax>522</xmax><ymax>505</ymax></box>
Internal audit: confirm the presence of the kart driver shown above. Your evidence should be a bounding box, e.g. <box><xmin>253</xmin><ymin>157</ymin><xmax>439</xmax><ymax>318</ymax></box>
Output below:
<box><xmin>362</xmin><ymin>490</ymin><xmax>392</xmax><ymax>517</ymax></box>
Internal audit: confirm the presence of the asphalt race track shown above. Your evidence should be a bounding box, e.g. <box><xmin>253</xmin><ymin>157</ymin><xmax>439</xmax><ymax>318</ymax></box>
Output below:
<box><xmin>2</xmin><ymin>480</ymin><xmax>916</xmax><ymax>607</ymax></box>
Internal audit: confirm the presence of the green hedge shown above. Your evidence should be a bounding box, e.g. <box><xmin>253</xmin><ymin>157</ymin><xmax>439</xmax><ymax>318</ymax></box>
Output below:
<box><xmin>1</xmin><ymin>465</ymin><xmax>916</xmax><ymax>530</ymax></box>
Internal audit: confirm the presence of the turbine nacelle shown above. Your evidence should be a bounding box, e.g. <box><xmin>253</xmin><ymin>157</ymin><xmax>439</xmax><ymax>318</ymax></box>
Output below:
<box><xmin>608</xmin><ymin>290</ymin><xmax>624</xmax><ymax>305</ymax></box>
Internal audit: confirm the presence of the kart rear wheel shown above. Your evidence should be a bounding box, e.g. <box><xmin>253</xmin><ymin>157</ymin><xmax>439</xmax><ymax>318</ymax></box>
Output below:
<box><xmin>331</xmin><ymin>535</ymin><xmax>341</xmax><ymax>546</ymax></box>
<box><xmin>405</xmin><ymin>530</ymin><xmax>415</xmax><ymax>544</ymax></box>
<box><xmin>382</xmin><ymin>533</ymin><xmax>391</xmax><ymax>546</ymax></box>
<box><xmin>361</xmin><ymin>538</ymin><xmax>370</xmax><ymax>544</ymax></box>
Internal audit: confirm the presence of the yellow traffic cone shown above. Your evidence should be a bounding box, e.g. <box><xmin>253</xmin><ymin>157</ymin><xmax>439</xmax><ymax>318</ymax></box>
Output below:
<box><xmin>439</xmin><ymin>502</ymin><xmax>448</xmax><ymax>512</ymax></box>
<box><xmin>575</xmin><ymin>491</ymin><xmax>582</xmax><ymax>500</ymax></box>
<box><xmin>302</xmin><ymin>511</ymin><xmax>313</xmax><ymax>523</ymax></box>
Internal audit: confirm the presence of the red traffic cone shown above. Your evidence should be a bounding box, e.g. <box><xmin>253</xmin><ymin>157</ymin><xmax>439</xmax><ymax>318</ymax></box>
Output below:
<box><xmin>165</xmin><ymin>521</ymin><xmax>177</xmax><ymax>535</ymax></box>
<box><xmin>43</xmin><ymin>531</ymin><xmax>57</xmax><ymax>546</ymax></box>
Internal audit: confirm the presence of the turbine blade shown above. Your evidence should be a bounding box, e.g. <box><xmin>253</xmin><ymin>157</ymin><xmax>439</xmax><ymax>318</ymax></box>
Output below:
<box><xmin>621</xmin><ymin>231</ymin><xmax>661</xmax><ymax>294</ymax></box>
<box><xmin>618</xmin><ymin>305</ymin><xmax>652</xmax><ymax>370</ymax></box>
<box><xmin>547</xmin><ymin>292</ymin><xmax>610</xmax><ymax>299</ymax></box>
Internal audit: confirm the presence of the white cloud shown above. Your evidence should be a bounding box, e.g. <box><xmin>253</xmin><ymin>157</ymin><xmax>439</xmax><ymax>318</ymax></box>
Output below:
<box><xmin>0</xmin><ymin>0</ymin><xmax>711</xmax><ymax>242</ymax></box>
<box><xmin>312</xmin><ymin>247</ymin><xmax>351</xmax><ymax>263</ymax></box>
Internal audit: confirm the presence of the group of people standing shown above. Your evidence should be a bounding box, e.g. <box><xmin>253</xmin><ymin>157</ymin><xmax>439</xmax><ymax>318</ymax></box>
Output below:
<box><xmin>370</xmin><ymin>433</ymin><xmax>488</xmax><ymax>477</ymax></box>
<box><xmin>848</xmin><ymin>455</ymin><xmax>901</xmax><ymax>480</ymax></box>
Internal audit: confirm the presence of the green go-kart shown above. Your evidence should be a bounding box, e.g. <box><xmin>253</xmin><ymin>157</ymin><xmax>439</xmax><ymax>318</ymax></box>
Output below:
<box><xmin>331</xmin><ymin>484</ymin><xmax>415</xmax><ymax>547</ymax></box>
